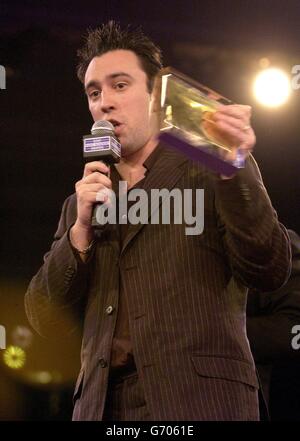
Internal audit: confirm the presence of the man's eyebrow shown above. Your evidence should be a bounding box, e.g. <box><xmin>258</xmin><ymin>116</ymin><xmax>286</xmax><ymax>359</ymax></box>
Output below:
<box><xmin>109</xmin><ymin>72</ymin><xmax>133</xmax><ymax>80</ymax></box>
<box><xmin>84</xmin><ymin>72</ymin><xmax>133</xmax><ymax>93</ymax></box>
<box><xmin>84</xmin><ymin>80</ymin><xmax>100</xmax><ymax>93</ymax></box>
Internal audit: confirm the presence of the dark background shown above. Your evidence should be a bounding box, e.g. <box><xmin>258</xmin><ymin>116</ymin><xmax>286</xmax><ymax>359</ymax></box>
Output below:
<box><xmin>0</xmin><ymin>0</ymin><xmax>299</xmax><ymax>420</ymax></box>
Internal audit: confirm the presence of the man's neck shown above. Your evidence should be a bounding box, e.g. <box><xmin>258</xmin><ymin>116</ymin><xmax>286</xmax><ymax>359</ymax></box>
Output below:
<box><xmin>115</xmin><ymin>137</ymin><xmax>158</xmax><ymax>188</ymax></box>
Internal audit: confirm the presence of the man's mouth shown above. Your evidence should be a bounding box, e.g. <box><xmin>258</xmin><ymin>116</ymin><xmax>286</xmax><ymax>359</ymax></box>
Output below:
<box><xmin>108</xmin><ymin>119</ymin><xmax>123</xmax><ymax>136</ymax></box>
<box><xmin>108</xmin><ymin>119</ymin><xmax>122</xmax><ymax>128</ymax></box>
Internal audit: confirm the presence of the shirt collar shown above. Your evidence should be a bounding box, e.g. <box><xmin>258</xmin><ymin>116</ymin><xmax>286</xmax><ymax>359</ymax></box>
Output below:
<box><xmin>143</xmin><ymin>143</ymin><xmax>164</xmax><ymax>172</ymax></box>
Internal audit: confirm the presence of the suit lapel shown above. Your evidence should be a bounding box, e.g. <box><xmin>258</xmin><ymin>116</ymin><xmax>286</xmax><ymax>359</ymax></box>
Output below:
<box><xmin>120</xmin><ymin>145</ymin><xmax>188</xmax><ymax>256</ymax></box>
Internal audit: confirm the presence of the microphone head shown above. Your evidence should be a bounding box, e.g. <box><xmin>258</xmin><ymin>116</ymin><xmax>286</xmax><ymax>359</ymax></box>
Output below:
<box><xmin>83</xmin><ymin>119</ymin><xmax>121</xmax><ymax>165</ymax></box>
<box><xmin>91</xmin><ymin>120</ymin><xmax>114</xmax><ymax>135</ymax></box>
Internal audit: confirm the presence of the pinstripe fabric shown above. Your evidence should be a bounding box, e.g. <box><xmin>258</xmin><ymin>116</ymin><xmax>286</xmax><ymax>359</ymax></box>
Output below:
<box><xmin>25</xmin><ymin>143</ymin><xmax>291</xmax><ymax>421</ymax></box>
<box><xmin>103</xmin><ymin>373</ymin><xmax>151</xmax><ymax>421</ymax></box>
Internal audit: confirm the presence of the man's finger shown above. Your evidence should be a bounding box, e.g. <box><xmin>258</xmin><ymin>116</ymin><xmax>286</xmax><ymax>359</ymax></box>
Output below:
<box><xmin>83</xmin><ymin>161</ymin><xmax>110</xmax><ymax>177</ymax></box>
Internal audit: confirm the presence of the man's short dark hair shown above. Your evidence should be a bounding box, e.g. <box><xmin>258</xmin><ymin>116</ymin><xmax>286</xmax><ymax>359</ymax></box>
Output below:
<box><xmin>77</xmin><ymin>21</ymin><xmax>163</xmax><ymax>93</ymax></box>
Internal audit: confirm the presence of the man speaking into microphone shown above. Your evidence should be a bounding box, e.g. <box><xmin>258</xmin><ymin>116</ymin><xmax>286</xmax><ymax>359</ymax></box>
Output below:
<box><xmin>25</xmin><ymin>21</ymin><xmax>291</xmax><ymax>421</ymax></box>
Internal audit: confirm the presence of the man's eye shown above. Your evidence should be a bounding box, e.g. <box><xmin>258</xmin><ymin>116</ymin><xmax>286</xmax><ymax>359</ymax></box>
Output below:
<box><xmin>90</xmin><ymin>90</ymin><xmax>100</xmax><ymax>98</ymax></box>
<box><xmin>115</xmin><ymin>83</ymin><xmax>127</xmax><ymax>90</ymax></box>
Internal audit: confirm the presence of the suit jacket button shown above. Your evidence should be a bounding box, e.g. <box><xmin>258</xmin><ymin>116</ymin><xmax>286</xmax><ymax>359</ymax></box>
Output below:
<box><xmin>105</xmin><ymin>306</ymin><xmax>114</xmax><ymax>315</ymax></box>
<box><xmin>99</xmin><ymin>358</ymin><xmax>107</xmax><ymax>368</ymax></box>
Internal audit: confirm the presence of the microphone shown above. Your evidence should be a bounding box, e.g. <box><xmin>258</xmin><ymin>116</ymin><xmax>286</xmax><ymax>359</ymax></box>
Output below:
<box><xmin>83</xmin><ymin>120</ymin><xmax>121</xmax><ymax>228</ymax></box>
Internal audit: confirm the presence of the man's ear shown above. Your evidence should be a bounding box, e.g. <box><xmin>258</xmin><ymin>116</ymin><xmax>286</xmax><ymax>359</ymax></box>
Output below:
<box><xmin>149</xmin><ymin>74</ymin><xmax>164</xmax><ymax>130</ymax></box>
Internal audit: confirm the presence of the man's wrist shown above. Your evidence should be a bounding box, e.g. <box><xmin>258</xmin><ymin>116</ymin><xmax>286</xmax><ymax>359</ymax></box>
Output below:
<box><xmin>69</xmin><ymin>222</ymin><xmax>94</xmax><ymax>254</ymax></box>
<box><xmin>71</xmin><ymin>239</ymin><xmax>95</xmax><ymax>255</ymax></box>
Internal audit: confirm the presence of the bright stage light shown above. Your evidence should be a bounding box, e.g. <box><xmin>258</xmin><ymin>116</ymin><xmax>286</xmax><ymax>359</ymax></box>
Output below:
<box><xmin>253</xmin><ymin>68</ymin><xmax>291</xmax><ymax>107</ymax></box>
<box><xmin>3</xmin><ymin>345</ymin><xmax>26</xmax><ymax>369</ymax></box>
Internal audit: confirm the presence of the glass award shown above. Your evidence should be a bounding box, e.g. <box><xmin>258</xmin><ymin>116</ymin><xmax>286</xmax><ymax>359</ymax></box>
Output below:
<box><xmin>155</xmin><ymin>67</ymin><xmax>245</xmax><ymax>176</ymax></box>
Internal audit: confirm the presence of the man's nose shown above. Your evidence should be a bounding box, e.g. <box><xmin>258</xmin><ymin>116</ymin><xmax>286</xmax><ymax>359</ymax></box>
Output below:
<box><xmin>100</xmin><ymin>90</ymin><xmax>116</xmax><ymax>113</ymax></box>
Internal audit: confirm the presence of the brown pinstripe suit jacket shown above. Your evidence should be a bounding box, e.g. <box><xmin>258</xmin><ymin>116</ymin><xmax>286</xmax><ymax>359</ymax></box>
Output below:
<box><xmin>25</xmin><ymin>143</ymin><xmax>291</xmax><ymax>420</ymax></box>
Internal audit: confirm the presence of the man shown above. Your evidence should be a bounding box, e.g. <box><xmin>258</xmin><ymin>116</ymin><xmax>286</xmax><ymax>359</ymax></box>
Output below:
<box><xmin>247</xmin><ymin>229</ymin><xmax>300</xmax><ymax>420</ymax></box>
<box><xmin>25</xmin><ymin>21</ymin><xmax>291</xmax><ymax>421</ymax></box>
